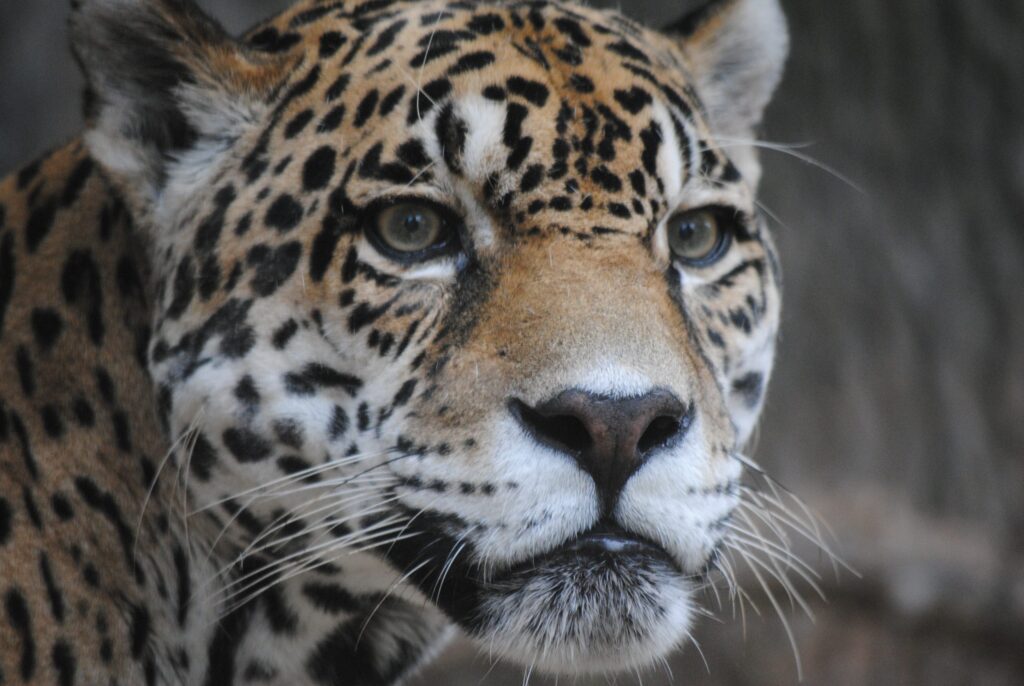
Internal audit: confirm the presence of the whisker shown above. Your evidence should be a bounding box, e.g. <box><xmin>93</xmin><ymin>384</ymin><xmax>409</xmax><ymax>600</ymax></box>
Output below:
<box><xmin>732</xmin><ymin>545</ymin><xmax>804</xmax><ymax>680</ymax></box>
<box><xmin>134</xmin><ymin>407</ymin><xmax>205</xmax><ymax>562</ymax></box>
<box><xmin>711</xmin><ymin>137</ymin><xmax>865</xmax><ymax>194</ymax></box>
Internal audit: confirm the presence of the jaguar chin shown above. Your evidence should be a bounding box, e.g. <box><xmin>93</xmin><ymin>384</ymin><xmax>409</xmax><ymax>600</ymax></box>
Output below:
<box><xmin>473</xmin><ymin>525</ymin><xmax>698</xmax><ymax>673</ymax></box>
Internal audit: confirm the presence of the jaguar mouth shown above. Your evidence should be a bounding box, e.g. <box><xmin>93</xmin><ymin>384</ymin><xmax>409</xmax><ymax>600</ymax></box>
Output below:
<box><xmin>492</xmin><ymin>519</ymin><xmax>683</xmax><ymax>582</ymax></box>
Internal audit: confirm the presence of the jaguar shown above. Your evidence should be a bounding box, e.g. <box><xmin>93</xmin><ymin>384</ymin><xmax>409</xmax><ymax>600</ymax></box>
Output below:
<box><xmin>0</xmin><ymin>0</ymin><xmax>795</xmax><ymax>683</ymax></box>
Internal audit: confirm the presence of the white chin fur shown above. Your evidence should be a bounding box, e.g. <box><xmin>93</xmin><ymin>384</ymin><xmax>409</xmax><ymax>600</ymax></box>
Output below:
<box><xmin>472</xmin><ymin>561</ymin><xmax>695</xmax><ymax>674</ymax></box>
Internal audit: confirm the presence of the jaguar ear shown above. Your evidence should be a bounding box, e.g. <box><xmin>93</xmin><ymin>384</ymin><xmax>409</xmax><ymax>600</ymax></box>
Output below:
<box><xmin>665</xmin><ymin>0</ymin><xmax>788</xmax><ymax>138</ymax></box>
<box><xmin>70</xmin><ymin>0</ymin><xmax>285</xmax><ymax>208</ymax></box>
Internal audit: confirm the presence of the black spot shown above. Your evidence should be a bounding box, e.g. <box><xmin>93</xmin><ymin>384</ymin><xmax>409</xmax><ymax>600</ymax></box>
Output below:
<box><xmin>354</xmin><ymin>89</ymin><xmax>380</xmax><ymax>128</ymax></box>
<box><xmin>16</xmin><ymin>345</ymin><xmax>35</xmax><ymax>396</ymax></box>
<box><xmin>506</xmin><ymin>137</ymin><xmax>533</xmax><ymax>170</ymax></box>
<box><xmin>95</xmin><ymin>366</ymin><xmax>116</xmax><ymax>405</ymax></box>
<box><xmin>0</xmin><ymin>497</ymin><xmax>10</xmax><ymax>544</ymax></box>
<box><xmin>235</xmin><ymin>212</ymin><xmax>253</xmax><ymax>237</ymax></box>
<box><xmin>591</xmin><ymin>165</ymin><xmax>623</xmax><ymax>192</ymax></box>
<box><xmin>407</xmin><ymin>78</ymin><xmax>452</xmax><ymax>124</ymax></box>
<box><xmin>5</xmin><ymin>588</ymin><xmax>35</xmax><ymax>679</ymax></box>
<box><xmin>116</xmin><ymin>256</ymin><xmax>144</xmax><ymax>300</ymax></box>
<box><xmin>62</xmin><ymin>157</ymin><xmax>94</xmax><ymax>207</ymax></box>
<box><xmin>198</xmin><ymin>255</ymin><xmax>221</xmax><ymax>300</ymax></box>
<box><xmin>436</xmin><ymin>103</ymin><xmax>468</xmax><ymax>173</ymax></box>
<box><xmin>74</xmin><ymin>476</ymin><xmax>136</xmax><ymax>568</ymax></box>
<box><xmin>0</xmin><ymin>231</ymin><xmax>14</xmax><ymax>336</ymax></box>
<box><xmin>506</xmin><ymin>77</ymin><xmax>549</xmax><ymax>107</ymax></box>
<box><xmin>392</xmin><ymin>379</ymin><xmax>418</xmax><ymax>407</ymax></box>
<box><xmin>607</xmin><ymin>39</ymin><xmax>650</xmax><ymax>63</ymax></box>
<box><xmin>22</xmin><ymin>487</ymin><xmax>42</xmax><ymax>529</ymax></box>
<box><xmin>303</xmin><ymin>147</ymin><xmax>337</xmax><ymax>192</ymax></box>
<box><xmin>273</xmin><ymin>419</ymin><xmax>305</xmax><ymax>449</ymax></box>
<box><xmin>251</xmin><ymin>241</ymin><xmax>302</xmax><ymax>297</ymax></box>
<box><xmin>554</xmin><ymin>44</ymin><xmax>583</xmax><ymax>66</ymax></box>
<box><xmin>195</xmin><ymin>185</ymin><xmax>236</xmax><ymax>254</ymax></box>
<box><xmin>11</xmin><ymin>413</ymin><xmax>39</xmax><ymax>479</ymax></box>
<box><xmin>550</xmin><ymin>196</ymin><xmax>572</xmax><ymax>211</ymax></box>
<box><xmin>17</xmin><ymin>160</ymin><xmax>40</xmax><ymax>189</ymax></box>
<box><xmin>173</xmin><ymin>545</ymin><xmax>191</xmax><ymax>627</ymax></box>
<box><xmin>629</xmin><ymin>170</ymin><xmax>647</xmax><ymax>196</ymax></box>
<box><xmin>223</xmin><ymin>427</ymin><xmax>273</xmax><ymax>463</ymax></box>
<box><xmin>40</xmin><ymin>405</ymin><xmax>64</xmax><ymax>438</ymax></box>
<box><xmin>325</xmin><ymin>73</ymin><xmax>351</xmax><ymax>102</ymax></box>
<box><xmin>51</xmin><ymin>492</ymin><xmax>74</xmax><ymax>521</ymax></box>
<box><xmin>130</xmin><ymin>605</ymin><xmax>150</xmax><ymax>658</ymax></box>
<box><xmin>249</xmin><ymin>27</ymin><xmax>302</xmax><ymax>53</ymax></box>
<box><xmin>329</xmin><ymin>405</ymin><xmax>349</xmax><ymax>440</ymax></box>
<box><xmin>448</xmin><ymin>50</ymin><xmax>496</xmax><ymax>75</ymax></box>
<box><xmin>189</xmin><ymin>432</ymin><xmax>218</xmax><ymax>481</ymax></box>
<box><xmin>25</xmin><ymin>197</ymin><xmax>58</xmax><ymax>253</ymax></box>
<box><xmin>347</xmin><ymin>300</ymin><xmax>394</xmax><ymax>333</ymax></box>
<box><xmin>285</xmin><ymin>364</ymin><xmax>363</xmax><ymax>397</ymax></box>
<box><xmin>277</xmin><ymin>455</ymin><xmax>314</xmax><ymax>477</ymax></box>
<box><xmin>40</xmin><ymin>553</ymin><xmax>65</xmax><ymax>622</ymax></box>
<box><xmin>319</xmin><ymin>31</ymin><xmax>347</xmax><ymax>58</ymax></box>
<box><xmin>614</xmin><ymin>85</ymin><xmax>653</xmax><ymax>114</ymax></box>
<box><xmin>520</xmin><ymin>164</ymin><xmax>545</xmax><ymax>192</ymax></box>
<box><xmin>732</xmin><ymin>372</ymin><xmax>765</xmax><ymax>408</ymax></box>
<box><xmin>113</xmin><ymin>411</ymin><xmax>132</xmax><ymax>452</ymax></box>
<box><xmin>234</xmin><ymin>375</ymin><xmax>261</xmax><ymax>410</ymax></box>
<box><xmin>302</xmin><ymin>582</ymin><xmax>360</xmax><ymax>613</ymax></box>
<box><xmin>318</xmin><ymin>104</ymin><xmax>347</xmax><ymax>133</ymax></box>
<box><xmin>569</xmin><ymin>73</ymin><xmax>595</xmax><ymax>93</ymax></box>
<box><xmin>61</xmin><ymin>250</ymin><xmax>105</xmax><ymax>344</ymax></box>
<box><xmin>265</xmin><ymin>195</ymin><xmax>304</xmax><ymax>232</ymax></box>
<box><xmin>167</xmin><ymin>257</ymin><xmax>196</xmax><ymax>320</ymax></box>
<box><xmin>467</xmin><ymin>13</ymin><xmax>505</xmax><ymax>34</ymax></box>
<box><xmin>410</xmin><ymin>41</ymin><xmax>460</xmax><ymax>68</ymax></box>
<box><xmin>30</xmin><ymin>309</ymin><xmax>63</xmax><ymax>351</ymax></box>
<box><xmin>358</xmin><ymin>142</ymin><xmax>384</xmax><ymax>178</ymax></box>
<box><xmin>284</xmin><ymin>109</ymin><xmax>315</xmax><ymax>139</ymax></box>
<box><xmin>503</xmin><ymin>102</ymin><xmax>529</xmax><ymax>146</ymax></box>
<box><xmin>554</xmin><ymin>17</ymin><xmax>591</xmax><ymax>46</ymax></box>
<box><xmin>52</xmin><ymin>640</ymin><xmax>76</xmax><ymax>686</ymax></box>
<box><xmin>396</xmin><ymin>139</ymin><xmax>430</xmax><ymax>169</ymax></box>
<box><xmin>366</xmin><ymin>19</ymin><xmax>407</xmax><ymax>56</ymax></box>
<box><xmin>378</xmin><ymin>85</ymin><xmax>406</xmax><ymax>117</ymax></box>
<box><xmin>608</xmin><ymin>202</ymin><xmax>631</xmax><ymax>219</ymax></box>
<box><xmin>481</xmin><ymin>85</ymin><xmax>506</xmax><ymax>101</ymax></box>
<box><xmin>272</xmin><ymin>319</ymin><xmax>300</xmax><ymax>350</ymax></box>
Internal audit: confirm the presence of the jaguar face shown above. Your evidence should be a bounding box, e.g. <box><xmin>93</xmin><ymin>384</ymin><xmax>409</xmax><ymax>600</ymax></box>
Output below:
<box><xmin>76</xmin><ymin>0</ymin><xmax>787</xmax><ymax>673</ymax></box>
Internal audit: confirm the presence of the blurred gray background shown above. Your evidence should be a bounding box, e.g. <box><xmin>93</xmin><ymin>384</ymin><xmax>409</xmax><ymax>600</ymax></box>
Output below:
<box><xmin>2</xmin><ymin>0</ymin><xmax>1022</xmax><ymax>684</ymax></box>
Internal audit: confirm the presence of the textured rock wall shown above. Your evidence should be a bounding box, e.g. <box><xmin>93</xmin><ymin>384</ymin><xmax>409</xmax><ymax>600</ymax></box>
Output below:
<box><xmin>1</xmin><ymin>1</ymin><xmax>1021</xmax><ymax>683</ymax></box>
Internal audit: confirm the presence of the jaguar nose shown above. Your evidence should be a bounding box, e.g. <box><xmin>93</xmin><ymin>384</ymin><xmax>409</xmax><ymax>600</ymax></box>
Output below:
<box><xmin>509</xmin><ymin>389</ymin><xmax>694</xmax><ymax>513</ymax></box>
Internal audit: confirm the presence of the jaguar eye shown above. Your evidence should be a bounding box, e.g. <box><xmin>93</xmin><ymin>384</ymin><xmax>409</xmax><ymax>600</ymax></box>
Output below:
<box><xmin>666</xmin><ymin>207</ymin><xmax>732</xmax><ymax>266</ymax></box>
<box><xmin>367</xmin><ymin>200</ymin><xmax>459</xmax><ymax>261</ymax></box>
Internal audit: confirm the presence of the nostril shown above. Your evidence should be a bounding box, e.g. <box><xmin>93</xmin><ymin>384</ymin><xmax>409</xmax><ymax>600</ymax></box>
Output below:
<box><xmin>637</xmin><ymin>416</ymin><xmax>681</xmax><ymax>455</ymax></box>
<box><xmin>509</xmin><ymin>399</ymin><xmax>593</xmax><ymax>455</ymax></box>
<box><xmin>637</xmin><ymin>403</ymin><xmax>694</xmax><ymax>457</ymax></box>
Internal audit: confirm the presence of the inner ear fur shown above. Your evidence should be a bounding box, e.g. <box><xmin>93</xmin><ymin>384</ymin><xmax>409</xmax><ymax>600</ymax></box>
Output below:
<box><xmin>71</xmin><ymin>0</ymin><xmax>287</xmax><ymax>204</ymax></box>
<box><xmin>665</xmin><ymin>0</ymin><xmax>789</xmax><ymax>139</ymax></box>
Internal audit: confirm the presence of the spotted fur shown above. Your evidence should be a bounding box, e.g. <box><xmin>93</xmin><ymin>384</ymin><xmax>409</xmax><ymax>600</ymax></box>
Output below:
<box><xmin>1</xmin><ymin>0</ymin><xmax>788</xmax><ymax>683</ymax></box>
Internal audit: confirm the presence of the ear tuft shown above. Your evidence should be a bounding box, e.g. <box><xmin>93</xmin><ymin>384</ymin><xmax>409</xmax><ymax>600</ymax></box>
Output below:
<box><xmin>666</xmin><ymin>0</ymin><xmax>788</xmax><ymax>138</ymax></box>
<box><xmin>70</xmin><ymin>0</ymin><xmax>283</xmax><ymax>204</ymax></box>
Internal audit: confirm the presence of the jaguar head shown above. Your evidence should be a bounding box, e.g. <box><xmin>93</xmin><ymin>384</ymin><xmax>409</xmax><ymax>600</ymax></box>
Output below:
<box><xmin>73</xmin><ymin>0</ymin><xmax>787</xmax><ymax>674</ymax></box>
